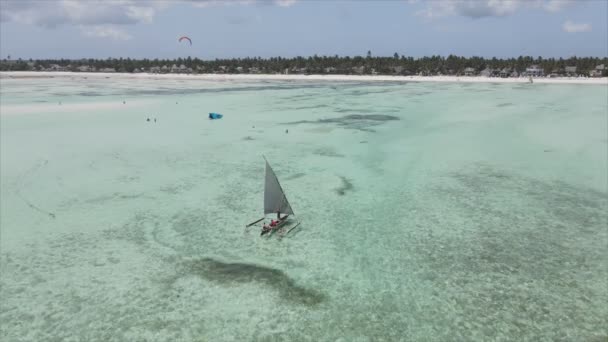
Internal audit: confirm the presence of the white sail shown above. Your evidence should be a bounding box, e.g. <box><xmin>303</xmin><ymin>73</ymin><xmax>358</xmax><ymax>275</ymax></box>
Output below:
<box><xmin>264</xmin><ymin>159</ymin><xmax>294</xmax><ymax>215</ymax></box>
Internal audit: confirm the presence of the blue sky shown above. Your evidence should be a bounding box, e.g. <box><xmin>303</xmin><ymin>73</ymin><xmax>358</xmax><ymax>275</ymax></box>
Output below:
<box><xmin>0</xmin><ymin>0</ymin><xmax>606</xmax><ymax>59</ymax></box>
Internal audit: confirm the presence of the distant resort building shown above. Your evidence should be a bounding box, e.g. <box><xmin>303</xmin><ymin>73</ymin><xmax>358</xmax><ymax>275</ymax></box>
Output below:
<box><xmin>548</xmin><ymin>68</ymin><xmax>562</xmax><ymax>78</ymax></box>
<box><xmin>166</xmin><ymin>64</ymin><xmax>191</xmax><ymax>73</ymax></box>
<box><xmin>325</xmin><ymin>67</ymin><xmax>336</xmax><ymax>73</ymax></box>
<box><xmin>464</xmin><ymin>67</ymin><xmax>476</xmax><ymax>76</ymax></box>
<box><xmin>352</xmin><ymin>66</ymin><xmax>365</xmax><ymax>74</ymax></box>
<box><xmin>49</xmin><ymin>64</ymin><xmax>67</xmax><ymax>72</ymax></box>
<box><xmin>590</xmin><ymin>64</ymin><xmax>605</xmax><ymax>77</ymax></box>
<box><xmin>499</xmin><ymin>68</ymin><xmax>512</xmax><ymax>78</ymax></box>
<box><xmin>525</xmin><ymin>65</ymin><xmax>544</xmax><ymax>77</ymax></box>
<box><xmin>565</xmin><ymin>66</ymin><xmax>577</xmax><ymax>76</ymax></box>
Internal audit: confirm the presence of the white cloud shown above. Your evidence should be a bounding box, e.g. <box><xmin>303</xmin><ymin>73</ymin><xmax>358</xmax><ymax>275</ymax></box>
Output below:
<box><xmin>0</xmin><ymin>0</ymin><xmax>292</xmax><ymax>26</ymax></box>
<box><xmin>416</xmin><ymin>0</ymin><xmax>576</xmax><ymax>19</ymax></box>
<box><xmin>417</xmin><ymin>0</ymin><xmax>519</xmax><ymax>19</ymax></box>
<box><xmin>82</xmin><ymin>25</ymin><xmax>132</xmax><ymax>40</ymax></box>
<box><xmin>0</xmin><ymin>0</ymin><xmax>162</xmax><ymax>27</ymax></box>
<box><xmin>274</xmin><ymin>0</ymin><xmax>297</xmax><ymax>7</ymax></box>
<box><xmin>187</xmin><ymin>0</ymin><xmax>296</xmax><ymax>8</ymax></box>
<box><xmin>562</xmin><ymin>20</ymin><xmax>592</xmax><ymax>33</ymax></box>
<box><xmin>186</xmin><ymin>0</ymin><xmax>256</xmax><ymax>8</ymax></box>
<box><xmin>542</xmin><ymin>0</ymin><xmax>575</xmax><ymax>12</ymax></box>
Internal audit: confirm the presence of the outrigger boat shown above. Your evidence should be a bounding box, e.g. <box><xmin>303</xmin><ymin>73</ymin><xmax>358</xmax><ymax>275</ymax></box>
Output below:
<box><xmin>245</xmin><ymin>157</ymin><xmax>301</xmax><ymax>237</ymax></box>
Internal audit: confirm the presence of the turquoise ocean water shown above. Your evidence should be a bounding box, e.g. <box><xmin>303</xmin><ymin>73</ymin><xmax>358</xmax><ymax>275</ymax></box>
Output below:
<box><xmin>1</xmin><ymin>75</ymin><xmax>606</xmax><ymax>341</ymax></box>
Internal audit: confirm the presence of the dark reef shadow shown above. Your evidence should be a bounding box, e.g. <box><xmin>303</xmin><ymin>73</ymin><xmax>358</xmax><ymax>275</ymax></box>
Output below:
<box><xmin>313</xmin><ymin>147</ymin><xmax>345</xmax><ymax>158</ymax></box>
<box><xmin>176</xmin><ymin>258</ymin><xmax>326</xmax><ymax>306</ymax></box>
<box><xmin>335</xmin><ymin>176</ymin><xmax>354</xmax><ymax>196</ymax></box>
<box><xmin>285</xmin><ymin>114</ymin><xmax>399</xmax><ymax>132</ymax></box>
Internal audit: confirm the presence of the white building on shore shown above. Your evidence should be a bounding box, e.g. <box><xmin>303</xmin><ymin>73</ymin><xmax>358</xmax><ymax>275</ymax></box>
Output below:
<box><xmin>565</xmin><ymin>66</ymin><xmax>577</xmax><ymax>76</ymax></box>
<box><xmin>525</xmin><ymin>65</ymin><xmax>544</xmax><ymax>77</ymax></box>
<box><xmin>590</xmin><ymin>64</ymin><xmax>605</xmax><ymax>77</ymax></box>
<box><xmin>464</xmin><ymin>67</ymin><xmax>476</xmax><ymax>76</ymax></box>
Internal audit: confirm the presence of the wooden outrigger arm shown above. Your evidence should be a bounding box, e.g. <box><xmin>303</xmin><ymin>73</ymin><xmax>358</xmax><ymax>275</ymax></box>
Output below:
<box><xmin>245</xmin><ymin>217</ymin><xmax>264</xmax><ymax>228</ymax></box>
<box><xmin>279</xmin><ymin>221</ymin><xmax>301</xmax><ymax>237</ymax></box>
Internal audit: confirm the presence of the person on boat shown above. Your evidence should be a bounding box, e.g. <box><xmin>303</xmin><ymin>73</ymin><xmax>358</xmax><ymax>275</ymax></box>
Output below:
<box><xmin>262</xmin><ymin>218</ymin><xmax>279</xmax><ymax>234</ymax></box>
<box><xmin>261</xmin><ymin>225</ymin><xmax>271</xmax><ymax>235</ymax></box>
<box><xmin>263</xmin><ymin>219</ymin><xmax>276</xmax><ymax>230</ymax></box>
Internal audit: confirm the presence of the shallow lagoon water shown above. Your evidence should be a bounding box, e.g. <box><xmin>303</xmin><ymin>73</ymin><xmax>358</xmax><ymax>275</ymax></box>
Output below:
<box><xmin>1</xmin><ymin>76</ymin><xmax>607</xmax><ymax>341</ymax></box>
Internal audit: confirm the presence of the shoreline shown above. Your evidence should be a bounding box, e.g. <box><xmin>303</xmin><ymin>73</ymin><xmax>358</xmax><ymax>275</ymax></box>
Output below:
<box><xmin>1</xmin><ymin>71</ymin><xmax>607</xmax><ymax>85</ymax></box>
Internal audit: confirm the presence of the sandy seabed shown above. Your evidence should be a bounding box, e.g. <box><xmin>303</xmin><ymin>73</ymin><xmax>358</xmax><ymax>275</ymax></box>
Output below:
<box><xmin>0</xmin><ymin>74</ymin><xmax>606</xmax><ymax>341</ymax></box>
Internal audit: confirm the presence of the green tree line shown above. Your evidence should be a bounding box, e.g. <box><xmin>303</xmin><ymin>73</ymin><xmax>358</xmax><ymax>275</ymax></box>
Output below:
<box><xmin>1</xmin><ymin>54</ymin><xmax>606</xmax><ymax>76</ymax></box>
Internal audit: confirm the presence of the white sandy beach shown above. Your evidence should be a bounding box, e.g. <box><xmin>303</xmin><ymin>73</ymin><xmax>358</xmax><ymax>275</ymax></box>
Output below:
<box><xmin>1</xmin><ymin>71</ymin><xmax>607</xmax><ymax>85</ymax></box>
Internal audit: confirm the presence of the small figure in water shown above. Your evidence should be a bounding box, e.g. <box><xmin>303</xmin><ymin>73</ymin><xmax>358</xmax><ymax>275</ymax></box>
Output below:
<box><xmin>154</xmin><ymin>118</ymin><xmax>157</xmax><ymax>123</ymax></box>
<box><xmin>146</xmin><ymin>118</ymin><xmax>150</xmax><ymax>122</ymax></box>
<box><xmin>123</xmin><ymin>101</ymin><xmax>126</xmax><ymax>104</ymax></box>
<box><xmin>285</xmin><ymin>129</ymin><xmax>289</xmax><ymax>134</ymax></box>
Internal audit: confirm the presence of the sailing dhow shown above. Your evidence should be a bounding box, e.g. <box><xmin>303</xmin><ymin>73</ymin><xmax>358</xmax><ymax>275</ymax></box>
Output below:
<box><xmin>246</xmin><ymin>157</ymin><xmax>300</xmax><ymax>236</ymax></box>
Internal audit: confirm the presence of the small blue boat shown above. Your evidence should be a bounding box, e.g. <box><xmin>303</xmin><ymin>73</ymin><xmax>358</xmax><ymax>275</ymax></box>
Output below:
<box><xmin>209</xmin><ymin>112</ymin><xmax>223</xmax><ymax>120</ymax></box>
